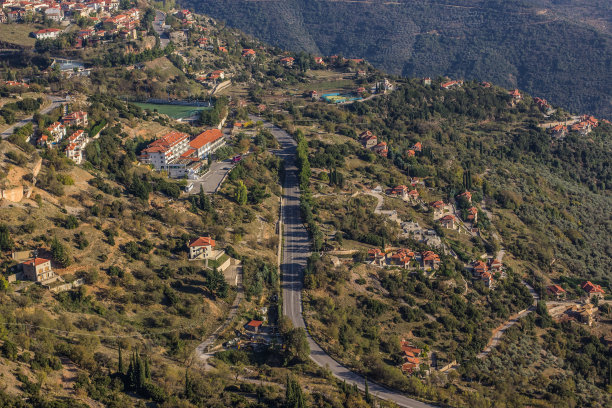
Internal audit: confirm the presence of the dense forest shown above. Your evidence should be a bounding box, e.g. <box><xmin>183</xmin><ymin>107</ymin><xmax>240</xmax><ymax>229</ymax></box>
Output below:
<box><xmin>185</xmin><ymin>0</ymin><xmax>612</xmax><ymax>119</ymax></box>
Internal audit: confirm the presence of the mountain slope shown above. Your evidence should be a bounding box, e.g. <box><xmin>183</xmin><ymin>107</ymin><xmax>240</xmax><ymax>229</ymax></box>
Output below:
<box><xmin>185</xmin><ymin>0</ymin><xmax>612</xmax><ymax>119</ymax></box>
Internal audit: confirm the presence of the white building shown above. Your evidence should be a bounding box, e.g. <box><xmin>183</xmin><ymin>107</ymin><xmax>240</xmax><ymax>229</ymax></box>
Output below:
<box><xmin>139</xmin><ymin>131</ymin><xmax>191</xmax><ymax>171</ymax></box>
<box><xmin>64</xmin><ymin>129</ymin><xmax>89</xmax><ymax>164</ymax></box>
<box><xmin>188</xmin><ymin>236</ymin><xmax>216</xmax><ymax>260</ymax></box>
<box><xmin>33</xmin><ymin>28</ymin><xmax>61</xmax><ymax>39</ymax></box>
<box><xmin>44</xmin><ymin>8</ymin><xmax>62</xmax><ymax>22</ymax></box>
<box><xmin>189</xmin><ymin>128</ymin><xmax>225</xmax><ymax>159</ymax></box>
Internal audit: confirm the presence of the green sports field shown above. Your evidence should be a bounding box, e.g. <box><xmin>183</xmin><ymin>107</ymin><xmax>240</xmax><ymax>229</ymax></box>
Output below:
<box><xmin>132</xmin><ymin>102</ymin><xmax>211</xmax><ymax>119</ymax></box>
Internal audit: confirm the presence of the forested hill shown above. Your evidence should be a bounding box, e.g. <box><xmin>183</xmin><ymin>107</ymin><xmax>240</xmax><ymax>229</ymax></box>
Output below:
<box><xmin>185</xmin><ymin>0</ymin><xmax>612</xmax><ymax>119</ymax></box>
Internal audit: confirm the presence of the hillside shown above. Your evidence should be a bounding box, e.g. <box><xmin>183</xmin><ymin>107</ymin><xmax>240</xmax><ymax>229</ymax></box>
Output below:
<box><xmin>184</xmin><ymin>0</ymin><xmax>612</xmax><ymax>119</ymax></box>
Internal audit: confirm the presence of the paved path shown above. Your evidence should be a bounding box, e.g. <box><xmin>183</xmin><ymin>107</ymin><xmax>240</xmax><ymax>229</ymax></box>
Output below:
<box><xmin>1</xmin><ymin>96</ymin><xmax>66</xmax><ymax>139</ymax></box>
<box><xmin>255</xmin><ymin>116</ymin><xmax>434</xmax><ymax>408</ymax></box>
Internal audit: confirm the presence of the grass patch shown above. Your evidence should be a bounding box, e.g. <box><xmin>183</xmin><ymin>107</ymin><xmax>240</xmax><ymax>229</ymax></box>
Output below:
<box><xmin>0</xmin><ymin>23</ymin><xmax>41</xmax><ymax>47</ymax></box>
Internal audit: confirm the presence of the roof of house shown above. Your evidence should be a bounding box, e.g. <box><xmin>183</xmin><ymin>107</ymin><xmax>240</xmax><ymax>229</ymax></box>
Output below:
<box><xmin>422</xmin><ymin>251</ymin><xmax>440</xmax><ymax>262</ymax></box>
<box><xmin>440</xmin><ymin>214</ymin><xmax>455</xmax><ymax>221</ymax></box>
<box><xmin>23</xmin><ymin>257</ymin><xmax>50</xmax><ymax>266</ymax></box>
<box><xmin>246</xmin><ymin>320</ymin><xmax>263</xmax><ymax>327</ymax></box>
<box><xmin>34</xmin><ymin>28</ymin><xmax>61</xmax><ymax>35</ymax></box>
<box><xmin>547</xmin><ymin>284</ymin><xmax>566</xmax><ymax>294</ymax></box>
<box><xmin>190</xmin><ymin>129</ymin><xmax>223</xmax><ymax>150</ymax></box>
<box><xmin>457</xmin><ymin>191</ymin><xmax>472</xmax><ymax>200</ymax></box>
<box><xmin>142</xmin><ymin>131</ymin><xmax>189</xmax><ymax>154</ymax></box>
<box><xmin>581</xmin><ymin>281</ymin><xmax>605</xmax><ymax>294</ymax></box>
<box><xmin>189</xmin><ymin>236</ymin><xmax>216</xmax><ymax>248</ymax></box>
<box><xmin>430</xmin><ymin>200</ymin><xmax>444</xmax><ymax>208</ymax></box>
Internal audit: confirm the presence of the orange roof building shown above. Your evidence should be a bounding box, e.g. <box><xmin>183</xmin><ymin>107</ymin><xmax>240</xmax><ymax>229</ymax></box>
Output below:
<box><xmin>188</xmin><ymin>236</ymin><xmax>216</xmax><ymax>260</ymax></box>
<box><xmin>189</xmin><ymin>129</ymin><xmax>225</xmax><ymax>158</ymax></box>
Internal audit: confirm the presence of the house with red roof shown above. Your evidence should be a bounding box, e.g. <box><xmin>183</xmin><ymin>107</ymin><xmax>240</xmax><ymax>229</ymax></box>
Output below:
<box><xmin>245</xmin><ymin>320</ymin><xmax>263</xmax><ymax>333</ymax></box>
<box><xmin>400</xmin><ymin>340</ymin><xmax>423</xmax><ymax>374</ymax></box>
<box><xmin>62</xmin><ymin>111</ymin><xmax>88</xmax><ymax>128</ymax></box>
<box><xmin>44</xmin><ymin>122</ymin><xmax>66</xmax><ymax>144</ymax></box>
<box><xmin>280</xmin><ymin>56</ymin><xmax>294</xmax><ymax>67</ymax></box>
<box><xmin>368</xmin><ymin>248</ymin><xmax>385</xmax><ymax>265</ymax></box>
<box><xmin>242</xmin><ymin>48</ymin><xmax>256</xmax><ymax>59</ymax></box>
<box><xmin>22</xmin><ymin>258</ymin><xmax>55</xmax><ymax>282</ymax></box>
<box><xmin>389</xmin><ymin>249</ymin><xmax>414</xmax><ymax>268</ymax></box>
<box><xmin>429</xmin><ymin>200</ymin><xmax>445</xmax><ymax>210</ymax></box>
<box><xmin>581</xmin><ymin>281</ymin><xmax>605</xmax><ymax>298</ymax></box>
<box><xmin>457</xmin><ymin>190</ymin><xmax>472</xmax><ymax>203</ymax></box>
<box><xmin>139</xmin><ymin>131</ymin><xmax>190</xmax><ymax>171</ymax></box>
<box><xmin>547</xmin><ymin>284</ymin><xmax>566</xmax><ymax>299</ymax></box>
<box><xmin>407</xmin><ymin>149</ymin><xmax>415</xmax><ymax>157</ymax></box>
<box><xmin>33</xmin><ymin>28</ymin><xmax>61</xmax><ymax>39</ymax></box>
<box><xmin>549</xmin><ymin>124</ymin><xmax>568</xmax><ymax>138</ymax></box>
<box><xmin>407</xmin><ymin>189</ymin><xmax>419</xmax><ymax>201</ymax></box>
<box><xmin>412</xmin><ymin>142</ymin><xmax>422</xmax><ymax>152</ymax></box>
<box><xmin>372</xmin><ymin>142</ymin><xmax>388</xmax><ymax>157</ymax></box>
<box><xmin>472</xmin><ymin>260</ymin><xmax>495</xmax><ymax>288</ymax></box>
<box><xmin>421</xmin><ymin>251</ymin><xmax>440</xmax><ymax>270</ymax></box>
<box><xmin>466</xmin><ymin>207</ymin><xmax>478</xmax><ymax>223</ymax></box>
<box><xmin>188</xmin><ymin>236</ymin><xmax>216</xmax><ymax>260</ymax></box>
<box><xmin>439</xmin><ymin>214</ymin><xmax>456</xmax><ymax>229</ymax></box>
<box><xmin>509</xmin><ymin>89</ymin><xmax>522</xmax><ymax>101</ymax></box>
<box><xmin>361</xmin><ymin>131</ymin><xmax>378</xmax><ymax>149</ymax></box>
<box><xmin>441</xmin><ymin>80</ymin><xmax>463</xmax><ymax>89</ymax></box>
<box><xmin>386</xmin><ymin>185</ymin><xmax>409</xmax><ymax>198</ymax></box>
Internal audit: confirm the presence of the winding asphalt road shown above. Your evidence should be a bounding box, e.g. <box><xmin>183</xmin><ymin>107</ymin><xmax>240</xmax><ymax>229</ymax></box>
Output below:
<box><xmin>258</xmin><ymin>118</ymin><xmax>434</xmax><ymax>408</ymax></box>
<box><xmin>1</xmin><ymin>95</ymin><xmax>66</xmax><ymax>139</ymax></box>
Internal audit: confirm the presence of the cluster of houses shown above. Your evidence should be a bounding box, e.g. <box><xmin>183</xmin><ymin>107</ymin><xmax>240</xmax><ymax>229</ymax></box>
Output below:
<box><xmin>546</xmin><ymin>281</ymin><xmax>606</xmax><ymax>300</ymax></box>
<box><xmin>368</xmin><ymin>247</ymin><xmax>441</xmax><ymax>271</ymax></box>
<box><xmin>2</xmin><ymin>80</ymin><xmax>29</xmax><ymax>89</ymax></box>
<box><xmin>36</xmin><ymin>110</ymin><xmax>90</xmax><ymax>164</ymax></box>
<box><xmin>359</xmin><ymin>130</ymin><xmax>388</xmax><ymax>157</ymax></box>
<box><xmin>548</xmin><ymin>114</ymin><xmax>603</xmax><ymax>138</ymax></box>
<box><xmin>0</xmin><ymin>0</ymin><xmax>144</xmax><ymax>47</ymax></box>
<box><xmin>471</xmin><ymin>258</ymin><xmax>503</xmax><ymax>288</ymax></box>
<box><xmin>139</xmin><ymin>129</ymin><xmax>225</xmax><ymax>179</ymax></box>
<box><xmin>400</xmin><ymin>340</ymin><xmax>424</xmax><ymax>375</ymax></box>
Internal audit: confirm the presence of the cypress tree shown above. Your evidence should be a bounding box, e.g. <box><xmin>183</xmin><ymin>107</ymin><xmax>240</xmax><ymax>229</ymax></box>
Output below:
<box><xmin>365</xmin><ymin>377</ymin><xmax>372</xmax><ymax>404</ymax></box>
<box><xmin>118</xmin><ymin>344</ymin><xmax>123</xmax><ymax>374</ymax></box>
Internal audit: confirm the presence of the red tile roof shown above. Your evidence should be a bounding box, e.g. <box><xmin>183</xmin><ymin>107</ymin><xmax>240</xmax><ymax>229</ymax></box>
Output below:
<box><xmin>581</xmin><ymin>281</ymin><xmax>605</xmax><ymax>294</ymax></box>
<box><xmin>547</xmin><ymin>284</ymin><xmax>565</xmax><ymax>295</ymax></box>
<box><xmin>190</xmin><ymin>129</ymin><xmax>223</xmax><ymax>150</ymax></box>
<box><xmin>189</xmin><ymin>236</ymin><xmax>216</xmax><ymax>248</ymax></box>
<box><xmin>246</xmin><ymin>320</ymin><xmax>263</xmax><ymax>327</ymax></box>
<box><xmin>23</xmin><ymin>257</ymin><xmax>50</xmax><ymax>266</ymax></box>
<box><xmin>143</xmin><ymin>131</ymin><xmax>189</xmax><ymax>154</ymax></box>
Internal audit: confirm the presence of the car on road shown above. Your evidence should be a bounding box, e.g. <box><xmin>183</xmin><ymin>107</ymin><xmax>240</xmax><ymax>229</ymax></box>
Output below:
<box><xmin>231</xmin><ymin>155</ymin><xmax>242</xmax><ymax>163</ymax></box>
<box><xmin>184</xmin><ymin>183</ymin><xmax>194</xmax><ymax>192</ymax></box>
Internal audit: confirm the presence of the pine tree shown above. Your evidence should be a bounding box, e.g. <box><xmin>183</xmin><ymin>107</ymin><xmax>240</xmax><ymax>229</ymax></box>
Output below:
<box><xmin>364</xmin><ymin>377</ymin><xmax>372</xmax><ymax>404</ymax></box>
<box><xmin>51</xmin><ymin>236</ymin><xmax>71</xmax><ymax>267</ymax></box>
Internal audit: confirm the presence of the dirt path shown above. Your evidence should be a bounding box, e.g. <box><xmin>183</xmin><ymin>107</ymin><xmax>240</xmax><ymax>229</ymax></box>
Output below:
<box><xmin>194</xmin><ymin>266</ymin><xmax>243</xmax><ymax>367</ymax></box>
